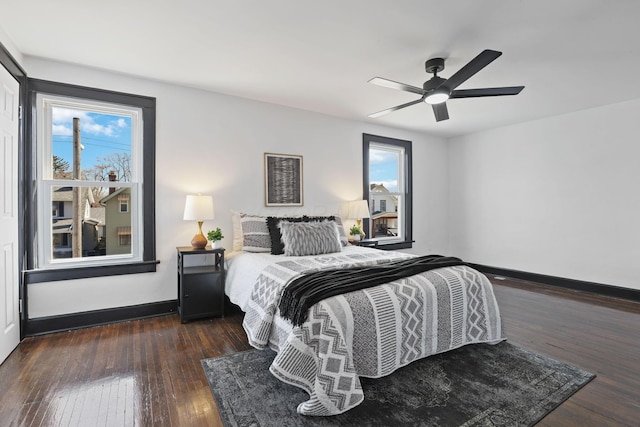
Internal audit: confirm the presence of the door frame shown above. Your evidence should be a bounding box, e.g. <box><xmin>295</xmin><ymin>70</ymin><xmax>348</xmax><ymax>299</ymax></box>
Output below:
<box><xmin>0</xmin><ymin>41</ymin><xmax>27</xmax><ymax>339</ymax></box>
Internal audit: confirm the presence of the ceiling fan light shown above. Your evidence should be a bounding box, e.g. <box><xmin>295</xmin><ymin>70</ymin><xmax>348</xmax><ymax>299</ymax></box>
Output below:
<box><xmin>424</xmin><ymin>90</ymin><xmax>449</xmax><ymax>105</ymax></box>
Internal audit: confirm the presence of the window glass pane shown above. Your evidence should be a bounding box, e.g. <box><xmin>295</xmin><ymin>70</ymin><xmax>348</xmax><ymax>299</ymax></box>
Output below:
<box><xmin>369</xmin><ymin>195</ymin><xmax>403</xmax><ymax>239</ymax></box>
<box><xmin>369</xmin><ymin>147</ymin><xmax>400</xmax><ymax>195</ymax></box>
<box><xmin>368</xmin><ymin>146</ymin><xmax>402</xmax><ymax>241</ymax></box>
<box><xmin>51</xmin><ymin>107</ymin><xmax>132</xmax><ymax>183</ymax></box>
<box><xmin>50</xmin><ymin>185</ymin><xmax>132</xmax><ymax>259</ymax></box>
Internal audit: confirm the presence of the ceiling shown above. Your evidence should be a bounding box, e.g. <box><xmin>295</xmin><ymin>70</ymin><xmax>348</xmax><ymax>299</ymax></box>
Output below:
<box><xmin>2</xmin><ymin>1</ymin><xmax>639</xmax><ymax>138</ymax></box>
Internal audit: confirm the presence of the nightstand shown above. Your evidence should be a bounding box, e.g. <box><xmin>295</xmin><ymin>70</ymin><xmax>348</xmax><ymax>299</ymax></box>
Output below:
<box><xmin>176</xmin><ymin>246</ymin><xmax>225</xmax><ymax>322</ymax></box>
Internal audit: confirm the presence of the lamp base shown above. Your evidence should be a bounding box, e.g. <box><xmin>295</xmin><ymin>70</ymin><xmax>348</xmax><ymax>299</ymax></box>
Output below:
<box><xmin>191</xmin><ymin>221</ymin><xmax>208</xmax><ymax>249</ymax></box>
<box><xmin>191</xmin><ymin>233</ymin><xmax>208</xmax><ymax>249</ymax></box>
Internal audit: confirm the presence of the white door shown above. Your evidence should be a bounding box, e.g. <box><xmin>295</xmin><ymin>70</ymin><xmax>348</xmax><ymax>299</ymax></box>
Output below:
<box><xmin>0</xmin><ymin>63</ymin><xmax>20</xmax><ymax>365</ymax></box>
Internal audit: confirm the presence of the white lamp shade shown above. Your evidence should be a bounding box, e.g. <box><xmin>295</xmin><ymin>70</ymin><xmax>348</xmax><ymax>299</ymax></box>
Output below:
<box><xmin>183</xmin><ymin>194</ymin><xmax>215</xmax><ymax>221</ymax></box>
<box><xmin>348</xmin><ymin>200</ymin><xmax>371</xmax><ymax>219</ymax></box>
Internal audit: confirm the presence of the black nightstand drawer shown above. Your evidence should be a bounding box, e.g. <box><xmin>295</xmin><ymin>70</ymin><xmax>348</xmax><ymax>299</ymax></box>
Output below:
<box><xmin>180</xmin><ymin>271</ymin><xmax>224</xmax><ymax>320</ymax></box>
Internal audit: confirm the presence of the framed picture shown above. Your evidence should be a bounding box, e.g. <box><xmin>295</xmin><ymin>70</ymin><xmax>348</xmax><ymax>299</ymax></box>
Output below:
<box><xmin>264</xmin><ymin>153</ymin><xmax>303</xmax><ymax>206</ymax></box>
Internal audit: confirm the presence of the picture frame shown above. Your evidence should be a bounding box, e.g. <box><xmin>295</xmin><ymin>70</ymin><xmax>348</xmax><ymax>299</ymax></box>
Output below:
<box><xmin>264</xmin><ymin>153</ymin><xmax>303</xmax><ymax>207</ymax></box>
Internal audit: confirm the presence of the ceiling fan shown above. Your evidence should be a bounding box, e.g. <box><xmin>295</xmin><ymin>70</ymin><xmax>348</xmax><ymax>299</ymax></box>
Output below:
<box><xmin>368</xmin><ymin>49</ymin><xmax>524</xmax><ymax>122</ymax></box>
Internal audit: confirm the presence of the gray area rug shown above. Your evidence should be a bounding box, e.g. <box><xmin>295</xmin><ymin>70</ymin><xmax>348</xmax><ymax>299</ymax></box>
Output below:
<box><xmin>202</xmin><ymin>342</ymin><xmax>594</xmax><ymax>426</ymax></box>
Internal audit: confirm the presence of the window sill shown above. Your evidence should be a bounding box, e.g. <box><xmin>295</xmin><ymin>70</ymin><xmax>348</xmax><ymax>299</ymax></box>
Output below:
<box><xmin>376</xmin><ymin>240</ymin><xmax>414</xmax><ymax>251</ymax></box>
<box><xmin>24</xmin><ymin>260</ymin><xmax>159</xmax><ymax>284</ymax></box>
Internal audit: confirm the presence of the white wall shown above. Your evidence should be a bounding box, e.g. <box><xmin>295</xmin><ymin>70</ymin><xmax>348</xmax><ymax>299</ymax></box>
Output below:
<box><xmin>23</xmin><ymin>57</ymin><xmax>449</xmax><ymax>318</ymax></box>
<box><xmin>0</xmin><ymin>24</ymin><xmax>22</xmax><ymax>66</ymax></box>
<box><xmin>448</xmin><ymin>100</ymin><xmax>640</xmax><ymax>290</ymax></box>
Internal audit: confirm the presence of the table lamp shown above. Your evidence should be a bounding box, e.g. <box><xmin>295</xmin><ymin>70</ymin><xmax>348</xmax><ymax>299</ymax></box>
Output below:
<box><xmin>348</xmin><ymin>200</ymin><xmax>371</xmax><ymax>233</ymax></box>
<box><xmin>183</xmin><ymin>194</ymin><xmax>215</xmax><ymax>249</ymax></box>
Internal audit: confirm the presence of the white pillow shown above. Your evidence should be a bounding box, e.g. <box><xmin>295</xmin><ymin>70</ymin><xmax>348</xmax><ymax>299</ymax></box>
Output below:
<box><xmin>231</xmin><ymin>210</ymin><xmax>243</xmax><ymax>252</ymax></box>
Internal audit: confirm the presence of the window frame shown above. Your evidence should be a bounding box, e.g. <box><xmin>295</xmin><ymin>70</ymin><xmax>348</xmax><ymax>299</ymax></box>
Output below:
<box><xmin>362</xmin><ymin>133</ymin><xmax>413</xmax><ymax>250</ymax></box>
<box><xmin>25</xmin><ymin>79</ymin><xmax>157</xmax><ymax>284</ymax></box>
<box><xmin>36</xmin><ymin>94</ymin><xmax>142</xmax><ymax>268</ymax></box>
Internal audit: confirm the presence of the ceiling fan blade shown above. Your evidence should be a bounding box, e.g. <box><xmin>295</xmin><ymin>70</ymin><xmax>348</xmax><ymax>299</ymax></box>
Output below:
<box><xmin>450</xmin><ymin>86</ymin><xmax>524</xmax><ymax>99</ymax></box>
<box><xmin>442</xmin><ymin>49</ymin><xmax>502</xmax><ymax>91</ymax></box>
<box><xmin>368</xmin><ymin>77</ymin><xmax>426</xmax><ymax>96</ymax></box>
<box><xmin>368</xmin><ymin>98</ymin><xmax>424</xmax><ymax>118</ymax></box>
<box><xmin>432</xmin><ymin>103</ymin><xmax>449</xmax><ymax>122</ymax></box>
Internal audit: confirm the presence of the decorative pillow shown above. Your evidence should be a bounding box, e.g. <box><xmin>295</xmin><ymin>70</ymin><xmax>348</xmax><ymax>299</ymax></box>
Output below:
<box><xmin>266</xmin><ymin>216</ymin><xmax>304</xmax><ymax>255</ymax></box>
<box><xmin>278</xmin><ymin>220</ymin><xmax>342</xmax><ymax>256</ymax></box>
<box><xmin>301</xmin><ymin>215</ymin><xmax>333</xmax><ymax>221</ymax></box>
<box><xmin>331</xmin><ymin>215</ymin><xmax>350</xmax><ymax>247</ymax></box>
<box><xmin>231</xmin><ymin>210</ymin><xmax>243</xmax><ymax>252</ymax></box>
<box><xmin>240</xmin><ymin>214</ymin><xmax>271</xmax><ymax>252</ymax></box>
<box><xmin>302</xmin><ymin>215</ymin><xmax>349</xmax><ymax>247</ymax></box>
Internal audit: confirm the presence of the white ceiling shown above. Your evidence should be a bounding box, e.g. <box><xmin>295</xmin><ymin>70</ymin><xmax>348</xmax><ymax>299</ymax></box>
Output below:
<box><xmin>2</xmin><ymin>0</ymin><xmax>639</xmax><ymax>137</ymax></box>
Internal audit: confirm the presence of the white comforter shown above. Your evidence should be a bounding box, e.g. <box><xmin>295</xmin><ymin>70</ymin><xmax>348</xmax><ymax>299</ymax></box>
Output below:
<box><xmin>225</xmin><ymin>247</ymin><xmax>504</xmax><ymax>416</ymax></box>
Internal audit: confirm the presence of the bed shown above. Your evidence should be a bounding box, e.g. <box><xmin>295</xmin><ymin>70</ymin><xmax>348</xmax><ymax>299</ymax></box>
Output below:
<box><xmin>225</xmin><ymin>229</ymin><xmax>505</xmax><ymax>416</ymax></box>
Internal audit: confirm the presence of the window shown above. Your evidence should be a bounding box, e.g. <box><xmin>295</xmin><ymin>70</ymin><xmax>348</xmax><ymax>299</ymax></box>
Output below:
<box><xmin>363</xmin><ymin>133</ymin><xmax>412</xmax><ymax>249</ymax></box>
<box><xmin>117</xmin><ymin>227</ymin><xmax>132</xmax><ymax>247</ymax></box>
<box><xmin>118</xmin><ymin>194</ymin><xmax>130</xmax><ymax>213</ymax></box>
<box><xmin>52</xmin><ymin>202</ymin><xmax>60</xmax><ymax>218</ymax></box>
<box><xmin>25</xmin><ymin>79</ymin><xmax>157</xmax><ymax>283</ymax></box>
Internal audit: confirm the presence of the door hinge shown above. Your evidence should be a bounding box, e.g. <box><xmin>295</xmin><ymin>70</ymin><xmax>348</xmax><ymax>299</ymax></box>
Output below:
<box><xmin>18</xmin><ymin>105</ymin><xmax>23</xmax><ymax>120</ymax></box>
<box><xmin>19</xmin><ymin>299</ymin><xmax>23</xmax><ymax>314</ymax></box>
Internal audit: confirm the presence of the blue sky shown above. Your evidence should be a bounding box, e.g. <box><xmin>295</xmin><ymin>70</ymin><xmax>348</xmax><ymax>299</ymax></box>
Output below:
<box><xmin>52</xmin><ymin>108</ymin><xmax>131</xmax><ymax>171</ymax></box>
<box><xmin>369</xmin><ymin>148</ymin><xmax>399</xmax><ymax>192</ymax></box>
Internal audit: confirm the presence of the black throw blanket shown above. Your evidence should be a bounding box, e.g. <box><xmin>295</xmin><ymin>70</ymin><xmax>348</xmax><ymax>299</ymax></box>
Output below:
<box><xmin>278</xmin><ymin>254</ymin><xmax>466</xmax><ymax>327</ymax></box>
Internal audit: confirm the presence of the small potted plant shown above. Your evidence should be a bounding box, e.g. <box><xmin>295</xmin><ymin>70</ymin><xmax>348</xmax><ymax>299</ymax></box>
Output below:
<box><xmin>349</xmin><ymin>224</ymin><xmax>363</xmax><ymax>242</ymax></box>
<box><xmin>207</xmin><ymin>227</ymin><xmax>224</xmax><ymax>249</ymax></box>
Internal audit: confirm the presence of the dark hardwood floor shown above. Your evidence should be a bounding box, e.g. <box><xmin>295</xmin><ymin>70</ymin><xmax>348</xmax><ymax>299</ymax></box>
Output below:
<box><xmin>0</xmin><ymin>276</ymin><xmax>638</xmax><ymax>426</ymax></box>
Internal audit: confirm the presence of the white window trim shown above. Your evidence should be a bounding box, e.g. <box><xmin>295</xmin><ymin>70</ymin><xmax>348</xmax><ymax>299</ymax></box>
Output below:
<box><xmin>36</xmin><ymin>94</ymin><xmax>144</xmax><ymax>270</ymax></box>
<box><xmin>369</xmin><ymin>142</ymin><xmax>406</xmax><ymax>244</ymax></box>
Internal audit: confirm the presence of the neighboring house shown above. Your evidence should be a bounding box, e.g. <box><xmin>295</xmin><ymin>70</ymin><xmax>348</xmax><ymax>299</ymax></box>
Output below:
<box><xmin>369</xmin><ymin>183</ymin><xmax>399</xmax><ymax>237</ymax></box>
<box><xmin>100</xmin><ymin>188</ymin><xmax>132</xmax><ymax>255</ymax></box>
<box><xmin>52</xmin><ymin>187</ymin><xmax>102</xmax><ymax>258</ymax></box>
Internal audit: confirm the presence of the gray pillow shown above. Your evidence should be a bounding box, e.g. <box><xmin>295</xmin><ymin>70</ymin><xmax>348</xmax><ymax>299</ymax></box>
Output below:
<box><xmin>278</xmin><ymin>220</ymin><xmax>342</xmax><ymax>256</ymax></box>
<box><xmin>302</xmin><ymin>215</ymin><xmax>349</xmax><ymax>247</ymax></box>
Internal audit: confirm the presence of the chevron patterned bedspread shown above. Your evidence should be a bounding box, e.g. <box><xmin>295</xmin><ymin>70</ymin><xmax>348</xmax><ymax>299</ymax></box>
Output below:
<box><xmin>242</xmin><ymin>251</ymin><xmax>505</xmax><ymax>416</ymax></box>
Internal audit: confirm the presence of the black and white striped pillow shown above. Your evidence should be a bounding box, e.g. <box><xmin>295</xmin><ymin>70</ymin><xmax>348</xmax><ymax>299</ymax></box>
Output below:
<box><xmin>240</xmin><ymin>214</ymin><xmax>271</xmax><ymax>252</ymax></box>
<box><xmin>278</xmin><ymin>220</ymin><xmax>342</xmax><ymax>256</ymax></box>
